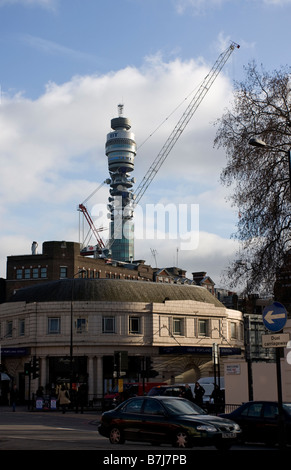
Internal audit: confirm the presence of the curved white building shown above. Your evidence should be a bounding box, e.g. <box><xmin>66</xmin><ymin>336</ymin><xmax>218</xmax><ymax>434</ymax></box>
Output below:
<box><xmin>0</xmin><ymin>278</ymin><xmax>244</xmax><ymax>405</ymax></box>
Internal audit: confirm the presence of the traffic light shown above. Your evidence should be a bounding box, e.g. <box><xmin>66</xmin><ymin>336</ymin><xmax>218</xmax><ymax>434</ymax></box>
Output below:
<box><xmin>32</xmin><ymin>356</ymin><xmax>40</xmax><ymax>379</ymax></box>
<box><xmin>24</xmin><ymin>362</ymin><xmax>31</xmax><ymax>376</ymax></box>
<box><xmin>144</xmin><ymin>356</ymin><xmax>159</xmax><ymax>378</ymax></box>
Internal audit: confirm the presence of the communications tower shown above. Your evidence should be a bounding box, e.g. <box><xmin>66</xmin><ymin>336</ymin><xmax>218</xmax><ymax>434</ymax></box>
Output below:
<box><xmin>105</xmin><ymin>104</ymin><xmax>136</xmax><ymax>261</ymax></box>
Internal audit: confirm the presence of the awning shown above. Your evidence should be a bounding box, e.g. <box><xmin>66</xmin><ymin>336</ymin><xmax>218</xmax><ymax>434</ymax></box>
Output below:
<box><xmin>0</xmin><ymin>373</ymin><xmax>11</xmax><ymax>381</ymax></box>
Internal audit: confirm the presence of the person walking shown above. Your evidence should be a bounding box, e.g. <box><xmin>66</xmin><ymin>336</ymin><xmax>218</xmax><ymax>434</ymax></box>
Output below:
<box><xmin>10</xmin><ymin>384</ymin><xmax>19</xmax><ymax>412</ymax></box>
<box><xmin>75</xmin><ymin>383</ymin><xmax>87</xmax><ymax>414</ymax></box>
<box><xmin>58</xmin><ymin>385</ymin><xmax>71</xmax><ymax>414</ymax></box>
<box><xmin>183</xmin><ymin>384</ymin><xmax>194</xmax><ymax>402</ymax></box>
<box><xmin>194</xmin><ymin>382</ymin><xmax>205</xmax><ymax>407</ymax></box>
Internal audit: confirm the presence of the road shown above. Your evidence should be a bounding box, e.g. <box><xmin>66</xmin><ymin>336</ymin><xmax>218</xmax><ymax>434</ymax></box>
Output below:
<box><xmin>0</xmin><ymin>405</ymin><xmax>285</xmax><ymax>459</ymax></box>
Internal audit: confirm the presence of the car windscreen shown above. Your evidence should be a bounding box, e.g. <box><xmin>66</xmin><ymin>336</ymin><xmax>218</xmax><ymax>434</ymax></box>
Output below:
<box><xmin>162</xmin><ymin>398</ymin><xmax>206</xmax><ymax>415</ymax></box>
<box><xmin>283</xmin><ymin>404</ymin><xmax>291</xmax><ymax>416</ymax></box>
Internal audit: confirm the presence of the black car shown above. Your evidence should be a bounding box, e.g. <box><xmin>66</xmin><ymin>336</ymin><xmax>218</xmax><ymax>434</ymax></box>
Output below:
<box><xmin>220</xmin><ymin>401</ymin><xmax>291</xmax><ymax>446</ymax></box>
<box><xmin>98</xmin><ymin>395</ymin><xmax>241</xmax><ymax>449</ymax></box>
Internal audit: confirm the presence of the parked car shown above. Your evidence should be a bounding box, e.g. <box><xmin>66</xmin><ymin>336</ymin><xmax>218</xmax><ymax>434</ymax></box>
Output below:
<box><xmin>103</xmin><ymin>382</ymin><xmax>166</xmax><ymax>410</ymax></box>
<box><xmin>98</xmin><ymin>395</ymin><xmax>241</xmax><ymax>449</ymax></box>
<box><xmin>220</xmin><ymin>401</ymin><xmax>291</xmax><ymax>446</ymax></box>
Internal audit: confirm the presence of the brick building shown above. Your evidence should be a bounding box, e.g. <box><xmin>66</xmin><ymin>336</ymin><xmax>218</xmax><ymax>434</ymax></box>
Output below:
<box><xmin>5</xmin><ymin>240</ymin><xmax>154</xmax><ymax>301</ymax></box>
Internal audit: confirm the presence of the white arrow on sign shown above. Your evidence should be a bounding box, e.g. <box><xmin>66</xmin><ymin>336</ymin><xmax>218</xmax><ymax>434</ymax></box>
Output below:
<box><xmin>264</xmin><ymin>310</ymin><xmax>286</xmax><ymax>324</ymax></box>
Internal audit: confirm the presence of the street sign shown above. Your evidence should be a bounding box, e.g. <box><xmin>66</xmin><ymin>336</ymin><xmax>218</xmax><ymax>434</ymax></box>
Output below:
<box><xmin>262</xmin><ymin>333</ymin><xmax>290</xmax><ymax>348</ymax></box>
<box><xmin>263</xmin><ymin>302</ymin><xmax>287</xmax><ymax>332</ymax></box>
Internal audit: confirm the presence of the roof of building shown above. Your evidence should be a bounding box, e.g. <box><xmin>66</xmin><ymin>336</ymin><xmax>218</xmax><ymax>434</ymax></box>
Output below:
<box><xmin>8</xmin><ymin>278</ymin><xmax>224</xmax><ymax>307</ymax></box>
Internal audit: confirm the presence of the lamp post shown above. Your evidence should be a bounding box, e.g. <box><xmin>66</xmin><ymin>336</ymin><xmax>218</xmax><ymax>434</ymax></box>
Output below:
<box><xmin>70</xmin><ymin>269</ymin><xmax>87</xmax><ymax>392</ymax></box>
<box><xmin>248</xmin><ymin>137</ymin><xmax>291</xmax><ymax>195</ymax></box>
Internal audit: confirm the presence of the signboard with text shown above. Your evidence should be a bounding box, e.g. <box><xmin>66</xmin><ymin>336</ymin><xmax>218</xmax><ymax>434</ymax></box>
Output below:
<box><xmin>262</xmin><ymin>333</ymin><xmax>290</xmax><ymax>348</ymax></box>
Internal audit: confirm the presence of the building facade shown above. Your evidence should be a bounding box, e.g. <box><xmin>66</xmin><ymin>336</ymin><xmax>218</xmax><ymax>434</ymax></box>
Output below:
<box><xmin>0</xmin><ymin>279</ymin><xmax>244</xmax><ymax>405</ymax></box>
<box><xmin>5</xmin><ymin>240</ymin><xmax>154</xmax><ymax>301</ymax></box>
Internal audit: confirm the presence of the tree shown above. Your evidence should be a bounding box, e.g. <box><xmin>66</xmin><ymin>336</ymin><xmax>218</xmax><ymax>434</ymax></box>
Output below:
<box><xmin>214</xmin><ymin>62</ymin><xmax>291</xmax><ymax>294</ymax></box>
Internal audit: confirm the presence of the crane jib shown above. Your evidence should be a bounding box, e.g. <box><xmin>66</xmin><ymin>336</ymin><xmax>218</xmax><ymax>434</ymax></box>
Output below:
<box><xmin>134</xmin><ymin>41</ymin><xmax>240</xmax><ymax>204</ymax></box>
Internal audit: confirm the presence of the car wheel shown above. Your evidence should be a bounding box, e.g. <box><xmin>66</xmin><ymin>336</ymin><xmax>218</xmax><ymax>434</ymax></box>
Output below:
<box><xmin>173</xmin><ymin>430</ymin><xmax>191</xmax><ymax>448</ymax></box>
<box><xmin>109</xmin><ymin>426</ymin><xmax>124</xmax><ymax>444</ymax></box>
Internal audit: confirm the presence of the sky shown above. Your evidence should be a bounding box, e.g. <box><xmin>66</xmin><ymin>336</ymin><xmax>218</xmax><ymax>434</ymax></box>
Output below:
<box><xmin>0</xmin><ymin>0</ymin><xmax>290</xmax><ymax>290</ymax></box>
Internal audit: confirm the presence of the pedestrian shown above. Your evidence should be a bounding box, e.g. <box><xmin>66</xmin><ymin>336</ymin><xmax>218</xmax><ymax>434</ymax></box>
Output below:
<box><xmin>58</xmin><ymin>385</ymin><xmax>71</xmax><ymax>414</ymax></box>
<box><xmin>183</xmin><ymin>384</ymin><xmax>194</xmax><ymax>402</ymax></box>
<box><xmin>210</xmin><ymin>384</ymin><xmax>223</xmax><ymax>413</ymax></box>
<box><xmin>10</xmin><ymin>384</ymin><xmax>19</xmax><ymax>412</ymax></box>
<box><xmin>194</xmin><ymin>382</ymin><xmax>205</xmax><ymax>407</ymax></box>
<box><xmin>75</xmin><ymin>383</ymin><xmax>87</xmax><ymax>414</ymax></box>
<box><xmin>36</xmin><ymin>386</ymin><xmax>44</xmax><ymax>397</ymax></box>
<box><xmin>210</xmin><ymin>384</ymin><xmax>220</xmax><ymax>403</ymax></box>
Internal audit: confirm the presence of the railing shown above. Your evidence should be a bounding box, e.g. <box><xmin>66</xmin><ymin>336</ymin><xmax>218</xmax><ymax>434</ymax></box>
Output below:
<box><xmin>205</xmin><ymin>402</ymin><xmax>241</xmax><ymax>415</ymax></box>
<box><xmin>86</xmin><ymin>396</ymin><xmax>242</xmax><ymax>415</ymax></box>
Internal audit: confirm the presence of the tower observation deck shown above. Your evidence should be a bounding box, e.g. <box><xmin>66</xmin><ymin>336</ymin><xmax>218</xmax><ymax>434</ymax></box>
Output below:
<box><xmin>105</xmin><ymin>105</ymin><xmax>136</xmax><ymax>261</ymax></box>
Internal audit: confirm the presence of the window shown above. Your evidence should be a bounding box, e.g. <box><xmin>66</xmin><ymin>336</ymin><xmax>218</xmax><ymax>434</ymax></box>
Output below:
<box><xmin>32</xmin><ymin>268</ymin><xmax>39</xmax><ymax>278</ymax></box>
<box><xmin>6</xmin><ymin>321</ymin><xmax>13</xmax><ymax>338</ymax></box>
<box><xmin>16</xmin><ymin>269</ymin><xmax>22</xmax><ymax>279</ymax></box>
<box><xmin>198</xmin><ymin>319</ymin><xmax>208</xmax><ymax>337</ymax></box>
<box><xmin>24</xmin><ymin>268</ymin><xmax>30</xmax><ymax>279</ymax></box>
<box><xmin>48</xmin><ymin>317</ymin><xmax>61</xmax><ymax>334</ymax></box>
<box><xmin>60</xmin><ymin>266</ymin><xmax>67</xmax><ymax>278</ymax></box>
<box><xmin>263</xmin><ymin>404</ymin><xmax>278</xmax><ymax>418</ymax></box>
<box><xmin>102</xmin><ymin>317</ymin><xmax>116</xmax><ymax>333</ymax></box>
<box><xmin>231</xmin><ymin>322</ymin><xmax>237</xmax><ymax>338</ymax></box>
<box><xmin>241</xmin><ymin>403</ymin><xmax>263</xmax><ymax>417</ymax></box>
<box><xmin>40</xmin><ymin>267</ymin><xmax>47</xmax><ymax>278</ymax></box>
<box><xmin>76</xmin><ymin>318</ymin><xmax>87</xmax><ymax>334</ymax></box>
<box><xmin>129</xmin><ymin>316</ymin><xmax>141</xmax><ymax>334</ymax></box>
<box><xmin>19</xmin><ymin>319</ymin><xmax>25</xmax><ymax>336</ymax></box>
<box><xmin>143</xmin><ymin>399</ymin><xmax>164</xmax><ymax>415</ymax></box>
<box><xmin>173</xmin><ymin>317</ymin><xmax>184</xmax><ymax>336</ymax></box>
<box><xmin>122</xmin><ymin>398</ymin><xmax>143</xmax><ymax>413</ymax></box>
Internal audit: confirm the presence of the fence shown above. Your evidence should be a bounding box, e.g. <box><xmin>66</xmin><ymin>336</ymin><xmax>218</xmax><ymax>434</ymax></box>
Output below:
<box><xmin>206</xmin><ymin>403</ymin><xmax>241</xmax><ymax>415</ymax></box>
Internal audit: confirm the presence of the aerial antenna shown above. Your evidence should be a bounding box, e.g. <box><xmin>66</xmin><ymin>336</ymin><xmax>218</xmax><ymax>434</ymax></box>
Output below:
<box><xmin>150</xmin><ymin>248</ymin><xmax>158</xmax><ymax>268</ymax></box>
<box><xmin>118</xmin><ymin>103</ymin><xmax>124</xmax><ymax>116</ymax></box>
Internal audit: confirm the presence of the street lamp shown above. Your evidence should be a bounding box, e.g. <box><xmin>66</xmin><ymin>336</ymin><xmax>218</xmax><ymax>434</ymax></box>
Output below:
<box><xmin>248</xmin><ymin>137</ymin><xmax>291</xmax><ymax>195</ymax></box>
<box><xmin>70</xmin><ymin>269</ymin><xmax>87</xmax><ymax>391</ymax></box>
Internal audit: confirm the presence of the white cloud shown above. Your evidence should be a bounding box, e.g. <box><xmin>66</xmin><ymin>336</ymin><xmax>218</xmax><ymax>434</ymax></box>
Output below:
<box><xmin>135</xmin><ymin>231</ymin><xmax>238</xmax><ymax>287</ymax></box>
<box><xmin>0</xmin><ymin>51</ymin><xmax>239</xmax><ymax>281</ymax></box>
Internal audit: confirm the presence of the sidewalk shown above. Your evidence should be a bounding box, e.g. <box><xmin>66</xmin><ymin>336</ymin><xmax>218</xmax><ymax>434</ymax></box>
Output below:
<box><xmin>0</xmin><ymin>405</ymin><xmax>102</xmax><ymax>421</ymax></box>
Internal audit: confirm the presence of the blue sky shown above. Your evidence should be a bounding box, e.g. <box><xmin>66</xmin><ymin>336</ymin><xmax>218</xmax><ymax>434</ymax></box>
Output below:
<box><xmin>0</xmin><ymin>0</ymin><xmax>290</xmax><ymax>288</ymax></box>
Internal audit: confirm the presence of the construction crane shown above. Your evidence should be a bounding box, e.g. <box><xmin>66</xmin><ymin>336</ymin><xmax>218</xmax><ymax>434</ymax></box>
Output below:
<box><xmin>78</xmin><ymin>181</ymin><xmax>109</xmax><ymax>255</ymax></box>
<box><xmin>134</xmin><ymin>41</ymin><xmax>240</xmax><ymax>205</ymax></box>
<box><xmin>79</xmin><ymin>41</ymin><xmax>240</xmax><ymax>256</ymax></box>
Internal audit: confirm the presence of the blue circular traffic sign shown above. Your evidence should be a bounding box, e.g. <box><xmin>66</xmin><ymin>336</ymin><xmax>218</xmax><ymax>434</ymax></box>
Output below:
<box><xmin>263</xmin><ymin>301</ymin><xmax>287</xmax><ymax>332</ymax></box>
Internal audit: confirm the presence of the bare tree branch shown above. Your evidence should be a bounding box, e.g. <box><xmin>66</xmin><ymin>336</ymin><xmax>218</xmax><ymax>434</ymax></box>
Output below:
<box><xmin>214</xmin><ymin>62</ymin><xmax>291</xmax><ymax>294</ymax></box>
